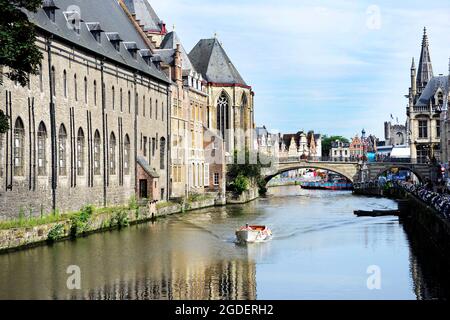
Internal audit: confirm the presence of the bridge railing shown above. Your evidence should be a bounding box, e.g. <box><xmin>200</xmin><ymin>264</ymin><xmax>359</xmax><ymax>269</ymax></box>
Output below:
<box><xmin>278</xmin><ymin>156</ymin><xmax>358</xmax><ymax>163</ymax></box>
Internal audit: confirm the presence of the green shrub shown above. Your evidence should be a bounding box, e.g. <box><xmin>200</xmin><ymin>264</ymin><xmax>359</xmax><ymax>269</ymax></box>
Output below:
<box><xmin>232</xmin><ymin>175</ymin><xmax>250</xmax><ymax>195</ymax></box>
<box><xmin>109</xmin><ymin>209</ymin><xmax>129</xmax><ymax>229</ymax></box>
<box><xmin>47</xmin><ymin>224</ymin><xmax>65</xmax><ymax>242</ymax></box>
<box><xmin>128</xmin><ymin>195</ymin><xmax>138</xmax><ymax>210</ymax></box>
<box><xmin>69</xmin><ymin>205</ymin><xmax>95</xmax><ymax>237</ymax></box>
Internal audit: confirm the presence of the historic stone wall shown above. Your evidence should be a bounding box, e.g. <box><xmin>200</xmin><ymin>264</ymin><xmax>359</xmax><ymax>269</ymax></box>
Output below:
<box><xmin>0</xmin><ymin>33</ymin><xmax>169</xmax><ymax>220</ymax></box>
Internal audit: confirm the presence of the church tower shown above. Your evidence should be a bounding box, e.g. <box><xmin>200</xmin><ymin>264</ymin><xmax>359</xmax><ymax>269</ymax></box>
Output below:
<box><xmin>416</xmin><ymin>27</ymin><xmax>434</xmax><ymax>94</ymax></box>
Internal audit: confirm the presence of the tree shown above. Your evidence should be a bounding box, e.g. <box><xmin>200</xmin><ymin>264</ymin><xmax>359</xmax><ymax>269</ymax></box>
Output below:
<box><xmin>321</xmin><ymin>135</ymin><xmax>350</xmax><ymax>157</ymax></box>
<box><xmin>0</xmin><ymin>0</ymin><xmax>43</xmax><ymax>133</ymax></box>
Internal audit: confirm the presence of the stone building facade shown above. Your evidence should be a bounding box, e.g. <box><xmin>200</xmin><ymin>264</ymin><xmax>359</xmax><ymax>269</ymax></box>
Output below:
<box><xmin>384</xmin><ymin>122</ymin><xmax>407</xmax><ymax>146</ymax></box>
<box><xmin>330</xmin><ymin>141</ymin><xmax>350</xmax><ymax>161</ymax></box>
<box><xmin>188</xmin><ymin>38</ymin><xmax>255</xmax><ymax>155</ymax></box>
<box><xmin>0</xmin><ymin>0</ymin><xmax>170</xmax><ymax>220</ymax></box>
<box><xmin>406</xmin><ymin>28</ymin><xmax>443</xmax><ymax>163</ymax></box>
<box><xmin>278</xmin><ymin>131</ymin><xmax>322</xmax><ymax>159</ymax></box>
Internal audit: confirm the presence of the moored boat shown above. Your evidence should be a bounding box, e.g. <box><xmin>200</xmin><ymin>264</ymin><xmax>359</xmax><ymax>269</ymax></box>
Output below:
<box><xmin>235</xmin><ymin>224</ymin><xmax>272</xmax><ymax>243</ymax></box>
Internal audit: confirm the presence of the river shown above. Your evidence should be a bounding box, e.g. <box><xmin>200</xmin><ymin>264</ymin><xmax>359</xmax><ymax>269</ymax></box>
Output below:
<box><xmin>1</xmin><ymin>185</ymin><xmax>449</xmax><ymax>300</ymax></box>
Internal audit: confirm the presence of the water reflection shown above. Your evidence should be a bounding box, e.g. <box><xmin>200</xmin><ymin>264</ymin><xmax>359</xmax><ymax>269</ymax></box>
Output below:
<box><xmin>0</xmin><ymin>186</ymin><xmax>449</xmax><ymax>299</ymax></box>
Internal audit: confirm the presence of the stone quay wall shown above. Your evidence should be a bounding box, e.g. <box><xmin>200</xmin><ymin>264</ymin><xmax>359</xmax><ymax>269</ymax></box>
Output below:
<box><xmin>0</xmin><ymin>197</ymin><xmax>217</xmax><ymax>253</ymax></box>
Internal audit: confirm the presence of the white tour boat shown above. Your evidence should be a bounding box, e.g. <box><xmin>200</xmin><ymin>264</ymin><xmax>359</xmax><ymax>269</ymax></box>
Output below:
<box><xmin>235</xmin><ymin>224</ymin><xmax>272</xmax><ymax>243</ymax></box>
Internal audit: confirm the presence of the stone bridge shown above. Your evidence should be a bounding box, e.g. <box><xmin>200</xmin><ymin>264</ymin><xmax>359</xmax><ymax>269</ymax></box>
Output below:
<box><xmin>262</xmin><ymin>158</ymin><xmax>436</xmax><ymax>184</ymax></box>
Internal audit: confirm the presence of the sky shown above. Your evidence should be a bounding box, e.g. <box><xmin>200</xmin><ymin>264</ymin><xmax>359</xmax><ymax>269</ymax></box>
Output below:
<box><xmin>150</xmin><ymin>0</ymin><xmax>450</xmax><ymax>139</ymax></box>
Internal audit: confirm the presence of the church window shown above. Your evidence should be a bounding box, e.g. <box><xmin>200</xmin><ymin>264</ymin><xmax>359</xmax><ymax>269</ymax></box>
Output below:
<box><xmin>37</xmin><ymin>122</ymin><xmax>47</xmax><ymax>176</ymax></box>
<box><xmin>58</xmin><ymin>125</ymin><xmax>67</xmax><ymax>176</ymax></box>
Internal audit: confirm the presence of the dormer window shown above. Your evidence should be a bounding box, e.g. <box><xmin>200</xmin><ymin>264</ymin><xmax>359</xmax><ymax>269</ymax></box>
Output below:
<box><xmin>123</xmin><ymin>42</ymin><xmax>139</xmax><ymax>59</ymax></box>
<box><xmin>43</xmin><ymin>0</ymin><xmax>58</xmax><ymax>23</ymax></box>
<box><xmin>106</xmin><ymin>32</ymin><xmax>122</xmax><ymax>52</ymax></box>
<box><xmin>152</xmin><ymin>55</ymin><xmax>162</xmax><ymax>70</ymax></box>
<box><xmin>86</xmin><ymin>22</ymin><xmax>103</xmax><ymax>43</ymax></box>
<box><xmin>139</xmin><ymin>49</ymin><xmax>153</xmax><ymax>66</ymax></box>
<box><xmin>64</xmin><ymin>10</ymin><xmax>81</xmax><ymax>35</ymax></box>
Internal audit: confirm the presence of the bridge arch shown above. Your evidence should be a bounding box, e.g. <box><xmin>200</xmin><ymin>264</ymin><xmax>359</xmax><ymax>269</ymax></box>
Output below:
<box><xmin>370</xmin><ymin>165</ymin><xmax>425</xmax><ymax>183</ymax></box>
<box><xmin>264</xmin><ymin>163</ymin><xmax>357</xmax><ymax>184</ymax></box>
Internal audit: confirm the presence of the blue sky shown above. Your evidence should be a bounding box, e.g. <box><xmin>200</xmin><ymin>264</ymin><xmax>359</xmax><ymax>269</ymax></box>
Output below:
<box><xmin>150</xmin><ymin>0</ymin><xmax>450</xmax><ymax>139</ymax></box>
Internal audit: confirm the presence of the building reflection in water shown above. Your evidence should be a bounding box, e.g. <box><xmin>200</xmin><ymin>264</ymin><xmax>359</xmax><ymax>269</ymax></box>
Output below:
<box><xmin>0</xmin><ymin>220</ymin><xmax>257</xmax><ymax>300</ymax></box>
<box><xmin>401</xmin><ymin>218</ymin><xmax>450</xmax><ymax>300</ymax></box>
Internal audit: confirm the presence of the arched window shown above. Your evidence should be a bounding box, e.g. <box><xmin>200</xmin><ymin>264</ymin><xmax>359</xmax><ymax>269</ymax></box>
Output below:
<box><xmin>77</xmin><ymin>128</ymin><xmax>84</xmax><ymax>176</ymax></box>
<box><xmin>37</xmin><ymin>122</ymin><xmax>47</xmax><ymax>176</ymax></box>
<box><xmin>39</xmin><ymin>64</ymin><xmax>43</xmax><ymax>92</ymax></box>
<box><xmin>160</xmin><ymin>137</ymin><xmax>166</xmax><ymax>170</ymax></box>
<box><xmin>124</xmin><ymin>134</ymin><xmax>130</xmax><ymax>175</ymax></box>
<box><xmin>136</xmin><ymin>93</ymin><xmax>139</xmax><ymax>115</ymax></box>
<box><xmin>241</xmin><ymin>94</ymin><xmax>247</xmax><ymax>129</ymax></box>
<box><xmin>155</xmin><ymin>99</ymin><xmax>158</xmax><ymax>119</ymax></box>
<box><xmin>63</xmin><ymin>70</ymin><xmax>67</xmax><ymax>98</ymax></box>
<box><xmin>217</xmin><ymin>92</ymin><xmax>229</xmax><ymax>137</ymax></box>
<box><xmin>58</xmin><ymin>125</ymin><xmax>67</xmax><ymax>176</ymax></box>
<box><xmin>50</xmin><ymin>66</ymin><xmax>56</xmax><ymax>97</ymax></box>
<box><xmin>94</xmin><ymin>130</ymin><xmax>101</xmax><ymax>175</ymax></box>
<box><xmin>74</xmin><ymin>74</ymin><xmax>78</xmax><ymax>101</ymax></box>
<box><xmin>128</xmin><ymin>90</ymin><xmax>131</xmax><ymax>114</ymax></box>
<box><xmin>84</xmin><ymin>77</ymin><xmax>88</xmax><ymax>104</ymax></box>
<box><xmin>13</xmin><ymin>118</ymin><xmax>25</xmax><ymax>176</ymax></box>
<box><xmin>110</xmin><ymin>132</ymin><xmax>116</xmax><ymax>175</ymax></box>
<box><xmin>150</xmin><ymin>98</ymin><xmax>152</xmax><ymax>119</ymax></box>
<box><xmin>93</xmin><ymin>80</ymin><xmax>97</xmax><ymax>106</ymax></box>
<box><xmin>143</xmin><ymin>95</ymin><xmax>146</xmax><ymax>117</ymax></box>
<box><xmin>120</xmin><ymin>88</ymin><xmax>123</xmax><ymax>112</ymax></box>
<box><xmin>112</xmin><ymin>86</ymin><xmax>115</xmax><ymax>110</ymax></box>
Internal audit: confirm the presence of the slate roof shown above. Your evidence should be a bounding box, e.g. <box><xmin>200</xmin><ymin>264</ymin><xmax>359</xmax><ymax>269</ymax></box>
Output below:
<box><xmin>417</xmin><ymin>28</ymin><xmax>434</xmax><ymax>89</ymax></box>
<box><xmin>415</xmin><ymin>76</ymin><xmax>448</xmax><ymax>107</ymax></box>
<box><xmin>137</xmin><ymin>156</ymin><xmax>160</xmax><ymax>178</ymax></box>
<box><xmin>188</xmin><ymin>38</ymin><xmax>247</xmax><ymax>86</ymax></box>
<box><xmin>158</xmin><ymin>31</ymin><xmax>195</xmax><ymax>72</ymax></box>
<box><xmin>123</xmin><ymin>0</ymin><xmax>164</xmax><ymax>33</ymax></box>
<box><xmin>27</xmin><ymin>0</ymin><xmax>169</xmax><ymax>83</ymax></box>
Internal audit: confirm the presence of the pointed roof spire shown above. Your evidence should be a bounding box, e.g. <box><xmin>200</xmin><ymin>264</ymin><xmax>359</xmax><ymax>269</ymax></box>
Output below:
<box><xmin>411</xmin><ymin>57</ymin><xmax>416</xmax><ymax>70</ymax></box>
<box><xmin>417</xmin><ymin>27</ymin><xmax>434</xmax><ymax>89</ymax></box>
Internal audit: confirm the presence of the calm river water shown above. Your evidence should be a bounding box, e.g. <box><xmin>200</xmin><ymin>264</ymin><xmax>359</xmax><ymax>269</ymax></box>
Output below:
<box><xmin>1</xmin><ymin>185</ymin><xmax>450</xmax><ymax>300</ymax></box>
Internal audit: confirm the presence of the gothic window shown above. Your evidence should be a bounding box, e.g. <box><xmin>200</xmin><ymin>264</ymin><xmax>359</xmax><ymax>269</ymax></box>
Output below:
<box><xmin>93</xmin><ymin>80</ymin><xmax>97</xmax><ymax>106</ymax></box>
<box><xmin>155</xmin><ymin>99</ymin><xmax>158</xmax><ymax>120</ymax></box>
<box><xmin>160</xmin><ymin>137</ymin><xmax>166</xmax><ymax>170</ymax></box>
<box><xmin>418</xmin><ymin>120</ymin><xmax>428</xmax><ymax>138</ymax></box>
<box><xmin>37</xmin><ymin>122</ymin><xmax>47</xmax><ymax>176</ymax></box>
<box><xmin>58</xmin><ymin>125</ymin><xmax>67</xmax><ymax>176</ymax></box>
<box><xmin>110</xmin><ymin>132</ymin><xmax>116</xmax><ymax>175</ymax></box>
<box><xmin>94</xmin><ymin>130</ymin><xmax>101</xmax><ymax>175</ymax></box>
<box><xmin>13</xmin><ymin>118</ymin><xmax>25</xmax><ymax>176</ymax></box>
<box><xmin>112</xmin><ymin>86</ymin><xmax>115</xmax><ymax>110</ymax></box>
<box><xmin>39</xmin><ymin>64</ymin><xmax>43</xmax><ymax>93</ymax></box>
<box><xmin>63</xmin><ymin>70</ymin><xmax>67</xmax><ymax>98</ymax></box>
<box><xmin>74</xmin><ymin>74</ymin><xmax>78</xmax><ymax>101</ymax></box>
<box><xmin>77</xmin><ymin>128</ymin><xmax>85</xmax><ymax>176</ymax></box>
<box><xmin>150</xmin><ymin>98</ymin><xmax>152</xmax><ymax>119</ymax></box>
<box><xmin>143</xmin><ymin>95</ymin><xmax>146</xmax><ymax>117</ymax></box>
<box><xmin>84</xmin><ymin>77</ymin><xmax>88</xmax><ymax>104</ymax></box>
<box><xmin>128</xmin><ymin>90</ymin><xmax>131</xmax><ymax>114</ymax></box>
<box><xmin>50</xmin><ymin>66</ymin><xmax>56</xmax><ymax>97</ymax></box>
<box><xmin>124</xmin><ymin>134</ymin><xmax>130</xmax><ymax>175</ymax></box>
<box><xmin>120</xmin><ymin>88</ymin><xmax>123</xmax><ymax>112</ymax></box>
<box><xmin>217</xmin><ymin>92</ymin><xmax>229</xmax><ymax>137</ymax></box>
